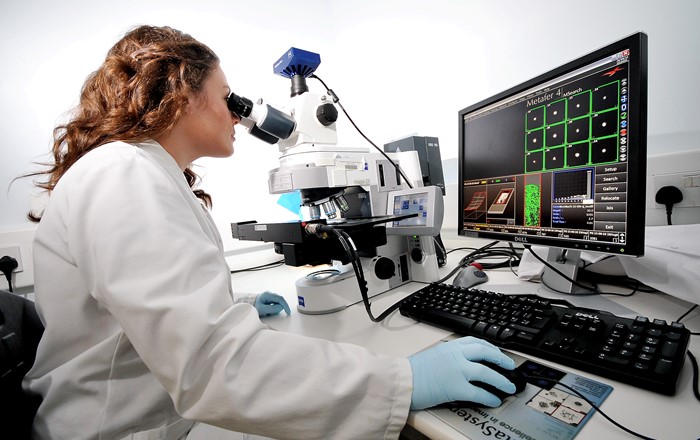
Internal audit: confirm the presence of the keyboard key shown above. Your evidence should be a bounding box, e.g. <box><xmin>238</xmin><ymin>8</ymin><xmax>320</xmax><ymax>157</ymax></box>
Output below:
<box><xmin>654</xmin><ymin>358</ymin><xmax>673</xmax><ymax>376</ymax></box>
<box><xmin>661</xmin><ymin>341</ymin><xmax>679</xmax><ymax>358</ymax></box>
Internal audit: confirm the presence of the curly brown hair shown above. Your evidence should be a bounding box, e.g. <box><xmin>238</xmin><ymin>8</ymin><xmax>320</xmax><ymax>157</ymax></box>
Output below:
<box><xmin>28</xmin><ymin>25</ymin><xmax>218</xmax><ymax>221</ymax></box>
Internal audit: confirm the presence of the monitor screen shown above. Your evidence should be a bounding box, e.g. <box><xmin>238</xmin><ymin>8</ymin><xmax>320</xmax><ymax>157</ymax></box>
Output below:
<box><xmin>458</xmin><ymin>32</ymin><xmax>648</xmax><ymax>258</ymax></box>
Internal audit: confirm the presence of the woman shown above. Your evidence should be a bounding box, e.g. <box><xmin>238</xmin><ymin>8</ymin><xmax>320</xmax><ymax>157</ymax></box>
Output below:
<box><xmin>23</xmin><ymin>25</ymin><xmax>516</xmax><ymax>440</ymax></box>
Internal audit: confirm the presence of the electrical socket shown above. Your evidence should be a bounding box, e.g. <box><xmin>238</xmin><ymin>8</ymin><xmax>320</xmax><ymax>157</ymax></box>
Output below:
<box><xmin>652</xmin><ymin>172</ymin><xmax>700</xmax><ymax>209</ymax></box>
<box><xmin>0</xmin><ymin>245</ymin><xmax>24</xmax><ymax>273</ymax></box>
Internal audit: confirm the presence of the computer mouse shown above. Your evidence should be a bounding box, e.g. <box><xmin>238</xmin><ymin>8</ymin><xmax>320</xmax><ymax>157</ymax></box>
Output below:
<box><xmin>446</xmin><ymin>361</ymin><xmax>528</xmax><ymax>408</ymax></box>
<box><xmin>452</xmin><ymin>263</ymin><xmax>488</xmax><ymax>289</ymax></box>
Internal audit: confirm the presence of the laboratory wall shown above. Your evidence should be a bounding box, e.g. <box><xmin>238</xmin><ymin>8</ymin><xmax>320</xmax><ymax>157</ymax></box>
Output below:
<box><xmin>2</xmin><ymin>0</ymin><xmax>699</xmax><ymax>285</ymax></box>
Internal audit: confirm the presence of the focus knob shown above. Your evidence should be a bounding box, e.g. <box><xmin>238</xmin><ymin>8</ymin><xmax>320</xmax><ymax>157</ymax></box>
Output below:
<box><xmin>373</xmin><ymin>257</ymin><xmax>396</xmax><ymax>280</ymax></box>
<box><xmin>410</xmin><ymin>247</ymin><xmax>425</xmax><ymax>263</ymax></box>
<box><xmin>316</xmin><ymin>103</ymin><xmax>338</xmax><ymax>126</ymax></box>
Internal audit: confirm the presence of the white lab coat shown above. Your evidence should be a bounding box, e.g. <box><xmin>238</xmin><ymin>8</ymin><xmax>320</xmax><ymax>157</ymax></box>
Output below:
<box><xmin>24</xmin><ymin>140</ymin><xmax>412</xmax><ymax>440</ymax></box>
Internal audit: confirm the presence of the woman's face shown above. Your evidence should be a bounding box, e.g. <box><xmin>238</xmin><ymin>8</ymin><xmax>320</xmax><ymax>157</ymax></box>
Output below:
<box><xmin>178</xmin><ymin>66</ymin><xmax>240</xmax><ymax>162</ymax></box>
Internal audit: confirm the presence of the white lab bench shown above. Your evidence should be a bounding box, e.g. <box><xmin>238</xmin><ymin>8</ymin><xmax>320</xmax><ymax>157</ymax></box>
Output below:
<box><xmin>225</xmin><ymin>239</ymin><xmax>700</xmax><ymax>440</ymax></box>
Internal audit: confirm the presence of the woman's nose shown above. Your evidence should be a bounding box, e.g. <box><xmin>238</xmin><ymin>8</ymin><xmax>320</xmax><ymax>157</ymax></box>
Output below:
<box><xmin>231</xmin><ymin>112</ymin><xmax>241</xmax><ymax>125</ymax></box>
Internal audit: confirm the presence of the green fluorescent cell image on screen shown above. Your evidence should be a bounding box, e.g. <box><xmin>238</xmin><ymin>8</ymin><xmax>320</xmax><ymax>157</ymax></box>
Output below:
<box><xmin>525</xmin><ymin>184</ymin><xmax>541</xmax><ymax>226</ymax></box>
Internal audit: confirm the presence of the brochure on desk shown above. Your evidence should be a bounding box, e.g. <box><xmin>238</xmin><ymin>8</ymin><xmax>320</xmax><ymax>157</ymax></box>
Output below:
<box><xmin>428</xmin><ymin>353</ymin><xmax>613</xmax><ymax>440</ymax></box>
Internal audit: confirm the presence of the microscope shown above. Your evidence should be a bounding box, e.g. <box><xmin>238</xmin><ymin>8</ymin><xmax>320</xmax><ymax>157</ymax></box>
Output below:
<box><xmin>229</xmin><ymin>48</ymin><xmax>444</xmax><ymax>315</ymax></box>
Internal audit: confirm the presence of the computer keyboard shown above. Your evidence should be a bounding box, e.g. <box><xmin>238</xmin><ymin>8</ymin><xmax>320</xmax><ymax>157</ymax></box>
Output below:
<box><xmin>399</xmin><ymin>282</ymin><xmax>691</xmax><ymax>395</ymax></box>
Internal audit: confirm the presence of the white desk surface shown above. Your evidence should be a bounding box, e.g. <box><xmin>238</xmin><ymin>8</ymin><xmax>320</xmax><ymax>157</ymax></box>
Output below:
<box><xmin>227</xmin><ymin>241</ymin><xmax>700</xmax><ymax>440</ymax></box>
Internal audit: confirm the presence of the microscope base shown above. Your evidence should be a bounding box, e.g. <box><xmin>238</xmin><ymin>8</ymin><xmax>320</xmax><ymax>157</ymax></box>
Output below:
<box><xmin>295</xmin><ymin>261</ymin><xmax>395</xmax><ymax>315</ymax></box>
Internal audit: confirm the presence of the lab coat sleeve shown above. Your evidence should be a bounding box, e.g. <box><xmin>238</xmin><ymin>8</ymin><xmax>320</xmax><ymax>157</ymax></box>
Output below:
<box><xmin>65</xmin><ymin>149</ymin><xmax>412</xmax><ymax>439</ymax></box>
<box><xmin>232</xmin><ymin>292</ymin><xmax>256</xmax><ymax>306</ymax></box>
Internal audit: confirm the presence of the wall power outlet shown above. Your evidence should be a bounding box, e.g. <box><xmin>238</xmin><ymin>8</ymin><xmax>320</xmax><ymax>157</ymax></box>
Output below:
<box><xmin>0</xmin><ymin>245</ymin><xmax>24</xmax><ymax>273</ymax></box>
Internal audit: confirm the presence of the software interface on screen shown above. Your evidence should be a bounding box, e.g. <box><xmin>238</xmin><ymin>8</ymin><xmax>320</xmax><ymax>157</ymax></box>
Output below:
<box><xmin>392</xmin><ymin>192</ymin><xmax>429</xmax><ymax>227</ymax></box>
<box><xmin>460</xmin><ymin>35</ymin><xmax>646</xmax><ymax>256</ymax></box>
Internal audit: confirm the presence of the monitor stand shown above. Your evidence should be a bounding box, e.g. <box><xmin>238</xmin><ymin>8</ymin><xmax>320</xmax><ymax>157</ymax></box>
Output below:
<box><xmin>541</xmin><ymin>248</ymin><xmax>594</xmax><ymax>294</ymax></box>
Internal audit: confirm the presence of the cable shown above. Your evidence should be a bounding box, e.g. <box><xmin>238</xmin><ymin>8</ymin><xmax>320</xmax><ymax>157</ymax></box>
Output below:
<box><xmin>674</xmin><ymin>305</ymin><xmax>700</xmax><ymax>402</ymax></box>
<box><xmin>675</xmin><ymin>303</ymin><xmax>700</xmax><ymax>336</ymax></box>
<box><xmin>230</xmin><ymin>259</ymin><xmax>285</xmax><ymax>274</ymax></box>
<box><xmin>310</xmin><ymin>74</ymin><xmax>414</xmax><ymax>189</ymax></box>
<box><xmin>334</xmin><ymin>228</ymin><xmax>404</xmax><ymax>322</ymax></box>
<box><xmin>437</xmin><ymin>241</ymin><xmax>522</xmax><ymax>284</ymax></box>
<box><xmin>432</xmin><ymin>235</ymin><xmax>447</xmax><ymax>265</ymax></box>
<box><xmin>677</xmin><ymin>304</ymin><xmax>698</xmax><ymax>323</ymax></box>
<box><xmin>523</xmin><ymin>245</ymin><xmax>599</xmax><ymax>294</ymax></box>
<box><xmin>305</xmin><ymin>223</ymin><xmax>405</xmax><ymax>322</ymax></box>
<box><xmin>522</xmin><ymin>245</ymin><xmax>655</xmax><ymax>297</ymax></box>
<box><xmin>581</xmin><ymin>255</ymin><xmax>658</xmax><ymax>293</ymax></box>
<box><xmin>687</xmin><ymin>351</ymin><xmax>700</xmax><ymax>403</ymax></box>
<box><xmin>522</xmin><ymin>373</ymin><xmax>656</xmax><ymax>439</ymax></box>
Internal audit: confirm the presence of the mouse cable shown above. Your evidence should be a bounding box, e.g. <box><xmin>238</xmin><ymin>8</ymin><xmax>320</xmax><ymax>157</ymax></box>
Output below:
<box><xmin>230</xmin><ymin>259</ymin><xmax>286</xmax><ymax>274</ymax></box>
<box><xmin>440</xmin><ymin>243</ymin><xmax>521</xmax><ymax>283</ymax></box>
<box><xmin>446</xmin><ymin>243</ymin><xmax>522</xmax><ymax>263</ymax></box>
<box><xmin>438</xmin><ymin>241</ymin><xmax>522</xmax><ymax>284</ymax></box>
<box><xmin>310</xmin><ymin>74</ymin><xmax>413</xmax><ymax>189</ymax></box>
<box><xmin>440</xmin><ymin>250</ymin><xmax>522</xmax><ymax>284</ymax></box>
<box><xmin>437</xmin><ymin>240</ymin><xmax>500</xmax><ymax>283</ymax></box>
<box><xmin>522</xmin><ymin>373</ymin><xmax>656</xmax><ymax>440</ymax></box>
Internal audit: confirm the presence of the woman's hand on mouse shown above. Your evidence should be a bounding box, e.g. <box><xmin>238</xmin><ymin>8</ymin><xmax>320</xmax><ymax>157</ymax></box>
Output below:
<box><xmin>408</xmin><ymin>336</ymin><xmax>516</xmax><ymax>410</ymax></box>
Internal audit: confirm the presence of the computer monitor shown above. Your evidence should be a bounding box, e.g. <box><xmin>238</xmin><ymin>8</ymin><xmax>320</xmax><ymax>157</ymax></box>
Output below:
<box><xmin>458</xmin><ymin>32</ymin><xmax>648</xmax><ymax>293</ymax></box>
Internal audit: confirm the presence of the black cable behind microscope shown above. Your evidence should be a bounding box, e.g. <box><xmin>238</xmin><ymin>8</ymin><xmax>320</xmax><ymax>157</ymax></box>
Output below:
<box><xmin>309</xmin><ymin>74</ymin><xmax>451</xmax><ymax>267</ymax></box>
<box><xmin>309</xmin><ymin>74</ymin><xmax>414</xmax><ymax>190</ymax></box>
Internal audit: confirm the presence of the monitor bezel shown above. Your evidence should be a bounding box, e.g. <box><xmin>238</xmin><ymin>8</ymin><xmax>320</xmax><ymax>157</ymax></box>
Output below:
<box><xmin>457</xmin><ymin>32</ymin><xmax>648</xmax><ymax>256</ymax></box>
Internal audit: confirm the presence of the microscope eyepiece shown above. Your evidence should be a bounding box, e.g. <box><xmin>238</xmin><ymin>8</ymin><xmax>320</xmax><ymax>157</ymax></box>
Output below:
<box><xmin>227</xmin><ymin>93</ymin><xmax>254</xmax><ymax>118</ymax></box>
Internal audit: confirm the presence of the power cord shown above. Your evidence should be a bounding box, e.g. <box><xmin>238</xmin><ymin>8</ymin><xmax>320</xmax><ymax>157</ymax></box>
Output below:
<box><xmin>0</xmin><ymin>255</ymin><xmax>18</xmax><ymax>292</ymax></box>
<box><xmin>655</xmin><ymin>185</ymin><xmax>683</xmax><ymax>225</ymax></box>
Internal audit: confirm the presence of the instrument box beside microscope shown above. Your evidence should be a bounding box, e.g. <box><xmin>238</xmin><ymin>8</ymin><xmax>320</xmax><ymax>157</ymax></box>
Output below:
<box><xmin>384</xmin><ymin>136</ymin><xmax>445</xmax><ymax>195</ymax></box>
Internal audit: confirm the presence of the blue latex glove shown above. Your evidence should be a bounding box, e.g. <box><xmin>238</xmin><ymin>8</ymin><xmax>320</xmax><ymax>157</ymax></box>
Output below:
<box><xmin>408</xmin><ymin>336</ymin><xmax>516</xmax><ymax>410</ymax></box>
<box><xmin>254</xmin><ymin>291</ymin><xmax>291</xmax><ymax>317</ymax></box>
